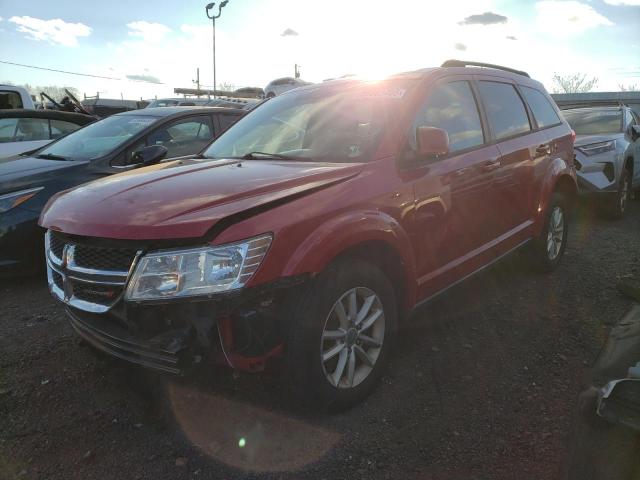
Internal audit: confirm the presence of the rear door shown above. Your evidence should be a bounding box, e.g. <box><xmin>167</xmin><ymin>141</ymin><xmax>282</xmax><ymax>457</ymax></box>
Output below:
<box><xmin>474</xmin><ymin>77</ymin><xmax>542</xmax><ymax>236</ymax></box>
<box><xmin>408</xmin><ymin>77</ymin><xmax>502</xmax><ymax>296</ymax></box>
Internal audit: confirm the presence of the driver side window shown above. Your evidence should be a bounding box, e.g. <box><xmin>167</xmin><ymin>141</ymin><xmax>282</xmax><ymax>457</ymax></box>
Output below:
<box><xmin>412</xmin><ymin>81</ymin><xmax>485</xmax><ymax>155</ymax></box>
<box><xmin>147</xmin><ymin>116</ymin><xmax>213</xmax><ymax>159</ymax></box>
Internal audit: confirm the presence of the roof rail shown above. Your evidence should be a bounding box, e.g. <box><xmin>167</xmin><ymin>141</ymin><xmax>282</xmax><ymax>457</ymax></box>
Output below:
<box><xmin>441</xmin><ymin>59</ymin><xmax>530</xmax><ymax>78</ymax></box>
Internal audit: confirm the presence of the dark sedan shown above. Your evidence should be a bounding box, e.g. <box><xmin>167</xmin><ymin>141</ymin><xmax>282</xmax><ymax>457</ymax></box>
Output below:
<box><xmin>0</xmin><ymin>106</ymin><xmax>245</xmax><ymax>275</ymax></box>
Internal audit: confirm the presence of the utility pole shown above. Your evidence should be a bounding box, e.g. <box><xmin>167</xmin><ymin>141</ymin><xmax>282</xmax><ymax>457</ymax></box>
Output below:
<box><xmin>193</xmin><ymin>67</ymin><xmax>201</xmax><ymax>95</ymax></box>
<box><xmin>205</xmin><ymin>1</ymin><xmax>229</xmax><ymax>98</ymax></box>
<box><xmin>295</xmin><ymin>64</ymin><xmax>301</xmax><ymax>79</ymax></box>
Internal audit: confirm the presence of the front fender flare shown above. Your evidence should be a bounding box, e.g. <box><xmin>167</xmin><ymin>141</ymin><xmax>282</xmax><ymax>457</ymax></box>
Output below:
<box><xmin>281</xmin><ymin>210</ymin><xmax>417</xmax><ymax>308</ymax></box>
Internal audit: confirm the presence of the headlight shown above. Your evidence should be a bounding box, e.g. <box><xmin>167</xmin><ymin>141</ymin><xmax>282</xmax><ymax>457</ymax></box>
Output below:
<box><xmin>125</xmin><ymin>234</ymin><xmax>272</xmax><ymax>301</ymax></box>
<box><xmin>576</xmin><ymin>140</ymin><xmax>616</xmax><ymax>156</ymax></box>
<box><xmin>0</xmin><ymin>187</ymin><xmax>44</xmax><ymax>213</ymax></box>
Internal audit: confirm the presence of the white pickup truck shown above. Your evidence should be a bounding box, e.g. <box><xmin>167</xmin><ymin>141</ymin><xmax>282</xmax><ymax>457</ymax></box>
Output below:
<box><xmin>0</xmin><ymin>85</ymin><xmax>36</xmax><ymax>109</ymax></box>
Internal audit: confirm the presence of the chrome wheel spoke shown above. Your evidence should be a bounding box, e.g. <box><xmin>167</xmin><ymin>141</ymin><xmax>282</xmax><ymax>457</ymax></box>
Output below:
<box><xmin>354</xmin><ymin>344</ymin><xmax>374</xmax><ymax>367</ymax></box>
<box><xmin>354</xmin><ymin>294</ymin><xmax>375</xmax><ymax>325</ymax></box>
<box><xmin>347</xmin><ymin>349</ymin><xmax>356</xmax><ymax>386</ymax></box>
<box><xmin>322</xmin><ymin>329</ymin><xmax>346</xmax><ymax>341</ymax></box>
<box><xmin>323</xmin><ymin>342</ymin><xmax>345</xmax><ymax>362</ymax></box>
<box><xmin>347</xmin><ymin>291</ymin><xmax>357</xmax><ymax>322</ymax></box>
<box><xmin>334</xmin><ymin>301</ymin><xmax>349</xmax><ymax>328</ymax></box>
<box><xmin>332</xmin><ymin>349</ymin><xmax>348</xmax><ymax>386</ymax></box>
<box><xmin>358</xmin><ymin>333</ymin><xmax>382</xmax><ymax>348</ymax></box>
<box><xmin>359</xmin><ymin>309</ymin><xmax>382</xmax><ymax>332</ymax></box>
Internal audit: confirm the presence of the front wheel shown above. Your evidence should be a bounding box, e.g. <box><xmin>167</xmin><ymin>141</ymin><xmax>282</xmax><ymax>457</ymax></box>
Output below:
<box><xmin>528</xmin><ymin>193</ymin><xmax>568</xmax><ymax>272</ymax></box>
<box><xmin>284</xmin><ymin>259</ymin><xmax>397</xmax><ymax>411</ymax></box>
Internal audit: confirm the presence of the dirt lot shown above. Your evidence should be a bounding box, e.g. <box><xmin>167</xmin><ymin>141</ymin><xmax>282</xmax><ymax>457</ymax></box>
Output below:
<box><xmin>1</xmin><ymin>202</ymin><xmax>639</xmax><ymax>480</ymax></box>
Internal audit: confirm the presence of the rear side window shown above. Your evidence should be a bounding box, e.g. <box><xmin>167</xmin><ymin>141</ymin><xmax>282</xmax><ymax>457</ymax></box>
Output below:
<box><xmin>415</xmin><ymin>81</ymin><xmax>484</xmax><ymax>153</ymax></box>
<box><xmin>14</xmin><ymin>118</ymin><xmax>50</xmax><ymax>141</ymax></box>
<box><xmin>0</xmin><ymin>90</ymin><xmax>24</xmax><ymax>109</ymax></box>
<box><xmin>0</xmin><ymin>118</ymin><xmax>18</xmax><ymax>142</ymax></box>
<box><xmin>478</xmin><ymin>81</ymin><xmax>531</xmax><ymax>140</ymax></box>
<box><xmin>520</xmin><ymin>86</ymin><xmax>561</xmax><ymax>128</ymax></box>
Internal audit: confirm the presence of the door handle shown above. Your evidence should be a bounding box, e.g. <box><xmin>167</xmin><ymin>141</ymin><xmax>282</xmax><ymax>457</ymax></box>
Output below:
<box><xmin>481</xmin><ymin>159</ymin><xmax>501</xmax><ymax>172</ymax></box>
<box><xmin>536</xmin><ymin>144</ymin><xmax>551</xmax><ymax>156</ymax></box>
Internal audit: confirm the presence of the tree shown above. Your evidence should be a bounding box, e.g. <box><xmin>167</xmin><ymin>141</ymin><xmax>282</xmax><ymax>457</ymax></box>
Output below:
<box><xmin>618</xmin><ymin>83</ymin><xmax>638</xmax><ymax>92</ymax></box>
<box><xmin>552</xmin><ymin>73</ymin><xmax>598</xmax><ymax>94</ymax></box>
<box><xmin>217</xmin><ymin>81</ymin><xmax>236</xmax><ymax>93</ymax></box>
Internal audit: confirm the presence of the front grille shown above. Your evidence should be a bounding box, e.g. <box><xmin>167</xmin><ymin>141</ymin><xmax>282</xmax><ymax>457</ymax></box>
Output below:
<box><xmin>49</xmin><ymin>234</ymin><xmax>65</xmax><ymax>259</ymax></box>
<box><xmin>46</xmin><ymin>231</ymin><xmax>141</xmax><ymax>313</ymax></box>
<box><xmin>74</xmin><ymin>245</ymin><xmax>138</xmax><ymax>272</ymax></box>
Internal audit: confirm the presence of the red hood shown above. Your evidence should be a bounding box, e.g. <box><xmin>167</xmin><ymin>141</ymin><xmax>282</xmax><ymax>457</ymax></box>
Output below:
<box><xmin>39</xmin><ymin>158</ymin><xmax>363</xmax><ymax>240</ymax></box>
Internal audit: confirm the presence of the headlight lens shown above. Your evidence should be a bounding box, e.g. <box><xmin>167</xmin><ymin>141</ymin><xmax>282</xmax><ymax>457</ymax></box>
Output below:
<box><xmin>576</xmin><ymin>140</ymin><xmax>615</xmax><ymax>156</ymax></box>
<box><xmin>126</xmin><ymin>234</ymin><xmax>272</xmax><ymax>301</ymax></box>
<box><xmin>0</xmin><ymin>187</ymin><xmax>44</xmax><ymax>213</ymax></box>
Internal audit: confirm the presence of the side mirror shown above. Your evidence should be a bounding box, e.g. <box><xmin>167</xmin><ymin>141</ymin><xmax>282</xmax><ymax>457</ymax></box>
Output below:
<box><xmin>131</xmin><ymin>145</ymin><xmax>168</xmax><ymax>168</ymax></box>
<box><xmin>416</xmin><ymin>126</ymin><xmax>449</xmax><ymax>158</ymax></box>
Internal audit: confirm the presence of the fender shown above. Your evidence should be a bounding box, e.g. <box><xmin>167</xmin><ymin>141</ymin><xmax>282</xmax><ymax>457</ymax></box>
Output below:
<box><xmin>282</xmin><ymin>210</ymin><xmax>418</xmax><ymax>309</ymax></box>
<box><xmin>533</xmin><ymin>156</ymin><xmax>578</xmax><ymax>235</ymax></box>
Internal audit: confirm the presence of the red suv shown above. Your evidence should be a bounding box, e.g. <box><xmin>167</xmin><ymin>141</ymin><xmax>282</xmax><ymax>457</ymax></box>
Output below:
<box><xmin>40</xmin><ymin>60</ymin><xmax>577</xmax><ymax>410</ymax></box>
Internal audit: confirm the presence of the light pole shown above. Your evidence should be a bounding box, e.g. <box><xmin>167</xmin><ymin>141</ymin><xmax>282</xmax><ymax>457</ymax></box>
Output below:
<box><xmin>205</xmin><ymin>1</ymin><xmax>228</xmax><ymax>98</ymax></box>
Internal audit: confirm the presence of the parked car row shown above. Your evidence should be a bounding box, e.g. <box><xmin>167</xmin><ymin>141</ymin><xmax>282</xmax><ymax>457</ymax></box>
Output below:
<box><xmin>0</xmin><ymin>106</ymin><xmax>244</xmax><ymax>274</ymax></box>
<box><xmin>1</xmin><ymin>60</ymin><xmax>637</xmax><ymax>410</ymax></box>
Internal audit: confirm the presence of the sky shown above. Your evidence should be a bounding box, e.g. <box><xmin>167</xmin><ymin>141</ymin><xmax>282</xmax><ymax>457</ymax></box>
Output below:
<box><xmin>0</xmin><ymin>0</ymin><xmax>639</xmax><ymax>100</ymax></box>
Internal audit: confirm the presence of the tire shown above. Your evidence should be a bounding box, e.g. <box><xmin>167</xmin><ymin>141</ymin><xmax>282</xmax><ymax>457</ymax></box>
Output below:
<box><xmin>603</xmin><ymin>168</ymin><xmax>630</xmax><ymax>219</ymax></box>
<box><xmin>528</xmin><ymin>192</ymin><xmax>568</xmax><ymax>273</ymax></box>
<box><xmin>284</xmin><ymin>258</ymin><xmax>397</xmax><ymax>411</ymax></box>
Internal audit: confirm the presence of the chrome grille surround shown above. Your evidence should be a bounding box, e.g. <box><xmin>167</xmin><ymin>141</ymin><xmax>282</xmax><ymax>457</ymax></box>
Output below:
<box><xmin>45</xmin><ymin>230</ymin><xmax>142</xmax><ymax>313</ymax></box>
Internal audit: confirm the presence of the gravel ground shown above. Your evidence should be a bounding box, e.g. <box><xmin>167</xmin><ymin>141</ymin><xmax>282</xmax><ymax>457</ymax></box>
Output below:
<box><xmin>1</xmin><ymin>201</ymin><xmax>639</xmax><ymax>480</ymax></box>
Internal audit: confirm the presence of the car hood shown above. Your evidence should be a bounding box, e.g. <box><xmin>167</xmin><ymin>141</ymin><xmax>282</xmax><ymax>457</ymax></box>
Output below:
<box><xmin>0</xmin><ymin>155</ymin><xmax>84</xmax><ymax>191</ymax></box>
<box><xmin>40</xmin><ymin>157</ymin><xmax>364</xmax><ymax>241</ymax></box>
<box><xmin>574</xmin><ymin>133</ymin><xmax>624</xmax><ymax>147</ymax></box>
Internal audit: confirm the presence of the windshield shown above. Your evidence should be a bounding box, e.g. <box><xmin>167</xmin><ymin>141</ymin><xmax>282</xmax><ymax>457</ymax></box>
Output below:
<box><xmin>564</xmin><ymin>110</ymin><xmax>622</xmax><ymax>135</ymax></box>
<box><xmin>204</xmin><ymin>82</ymin><xmax>409</xmax><ymax>162</ymax></box>
<box><xmin>37</xmin><ymin>115</ymin><xmax>157</xmax><ymax>161</ymax></box>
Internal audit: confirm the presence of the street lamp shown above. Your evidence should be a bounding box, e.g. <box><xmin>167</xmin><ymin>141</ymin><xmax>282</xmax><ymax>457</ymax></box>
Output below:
<box><xmin>205</xmin><ymin>1</ymin><xmax>229</xmax><ymax>98</ymax></box>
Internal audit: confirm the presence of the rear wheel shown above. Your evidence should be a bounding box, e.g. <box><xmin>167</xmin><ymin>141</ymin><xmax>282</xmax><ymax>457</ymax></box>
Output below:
<box><xmin>284</xmin><ymin>258</ymin><xmax>397</xmax><ymax>411</ymax></box>
<box><xmin>528</xmin><ymin>192</ymin><xmax>568</xmax><ymax>272</ymax></box>
<box><xmin>604</xmin><ymin>169</ymin><xmax>630</xmax><ymax>219</ymax></box>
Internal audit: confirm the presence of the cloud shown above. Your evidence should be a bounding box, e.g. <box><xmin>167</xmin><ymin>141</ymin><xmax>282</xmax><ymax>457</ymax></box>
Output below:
<box><xmin>506</xmin><ymin>35</ymin><xmax>517</xmax><ymax>40</ymax></box>
<box><xmin>9</xmin><ymin>16</ymin><xmax>91</xmax><ymax>47</ymax></box>
<box><xmin>454</xmin><ymin>42</ymin><xmax>467</xmax><ymax>51</ymax></box>
<box><xmin>459</xmin><ymin>11</ymin><xmax>507</xmax><ymax>25</ymax></box>
<box><xmin>126</xmin><ymin>74</ymin><xmax>162</xmax><ymax>84</ymax></box>
<box><xmin>126</xmin><ymin>21</ymin><xmax>171</xmax><ymax>42</ymax></box>
<box><xmin>534</xmin><ymin>1</ymin><xmax>613</xmax><ymax>37</ymax></box>
<box><xmin>281</xmin><ymin>28</ymin><xmax>299</xmax><ymax>36</ymax></box>
<box><xmin>603</xmin><ymin>0</ymin><xmax>640</xmax><ymax>5</ymax></box>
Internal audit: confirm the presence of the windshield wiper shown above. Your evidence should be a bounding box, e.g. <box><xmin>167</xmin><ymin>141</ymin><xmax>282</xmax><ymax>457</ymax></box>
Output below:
<box><xmin>241</xmin><ymin>151</ymin><xmax>299</xmax><ymax>161</ymax></box>
<box><xmin>36</xmin><ymin>153</ymin><xmax>68</xmax><ymax>161</ymax></box>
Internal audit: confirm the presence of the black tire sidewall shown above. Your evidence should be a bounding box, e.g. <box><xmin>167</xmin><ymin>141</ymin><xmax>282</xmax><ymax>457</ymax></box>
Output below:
<box><xmin>285</xmin><ymin>259</ymin><xmax>397</xmax><ymax>411</ymax></box>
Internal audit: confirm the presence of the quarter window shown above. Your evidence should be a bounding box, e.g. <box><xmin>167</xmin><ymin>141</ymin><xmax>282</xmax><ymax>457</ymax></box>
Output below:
<box><xmin>0</xmin><ymin>118</ymin><xmax>19</xmax><ymax>143</ymax></box>
<box><xmin>520</xmin><ymin>86</ymin><xmax>561</xmax><ymax>128</ymax></box>
<box><xmin>478</xmin><ymin>81</ymin><xmax>531</xmax><ymax>140</ymax></box>
<box><xmin>414</xmin><ymin>81</ymin><xmax>484</xmax><ymax>153</ymax></box>
<box><xmin>13</xmin><ymin>118</ymin><xmax>50</xmax><ymax>142</ymax></box>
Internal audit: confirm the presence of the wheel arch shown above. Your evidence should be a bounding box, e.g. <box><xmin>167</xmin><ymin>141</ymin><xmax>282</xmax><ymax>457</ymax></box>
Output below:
<box><xmin>281</xmin><ymin>211</ymin><xmax>417</xmax><ymax>318</ymax></box>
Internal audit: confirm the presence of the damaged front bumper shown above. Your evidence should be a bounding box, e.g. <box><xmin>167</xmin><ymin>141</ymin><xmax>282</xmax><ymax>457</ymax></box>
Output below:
<box><xmin>44</xmin><ymin>230</ymin><xmax>306</xmax><ymax>374</ymax></box>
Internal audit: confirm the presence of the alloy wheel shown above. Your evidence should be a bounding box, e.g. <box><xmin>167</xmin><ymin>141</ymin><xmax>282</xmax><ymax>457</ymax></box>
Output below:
<box><xmin>320</xmin><ymin>287</ymin><xmax>385</xmax><ymax>389</ymax></box>
<box><xmin>546</xmin><ymin>206</ymin><xmax>565</xmax><ymax>261</ymax></box>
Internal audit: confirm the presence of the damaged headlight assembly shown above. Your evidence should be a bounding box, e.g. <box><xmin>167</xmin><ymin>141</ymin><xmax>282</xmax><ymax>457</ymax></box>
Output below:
<box><xmin>126</xmin><ymin>234</ymin><xmax>272</xmax><ymax>301</ymax></box>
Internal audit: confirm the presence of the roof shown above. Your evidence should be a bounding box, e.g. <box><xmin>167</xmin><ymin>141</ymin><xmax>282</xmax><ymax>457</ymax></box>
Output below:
<box><xmin>113</xmin><ymin>106</ymin><xmax>246</xmax><ymax>118</ymax></box>
<box><xmin>0</xmin><ymin>109</ymin><xmax>95</xmax><ymax>124</ymax></box>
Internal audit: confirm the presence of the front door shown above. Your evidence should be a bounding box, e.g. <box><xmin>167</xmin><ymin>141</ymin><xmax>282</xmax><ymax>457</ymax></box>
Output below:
<box><xmin>405</xmin><ymin>77</ymin><xmax>502</xmax><ymax>298</ymax></box>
